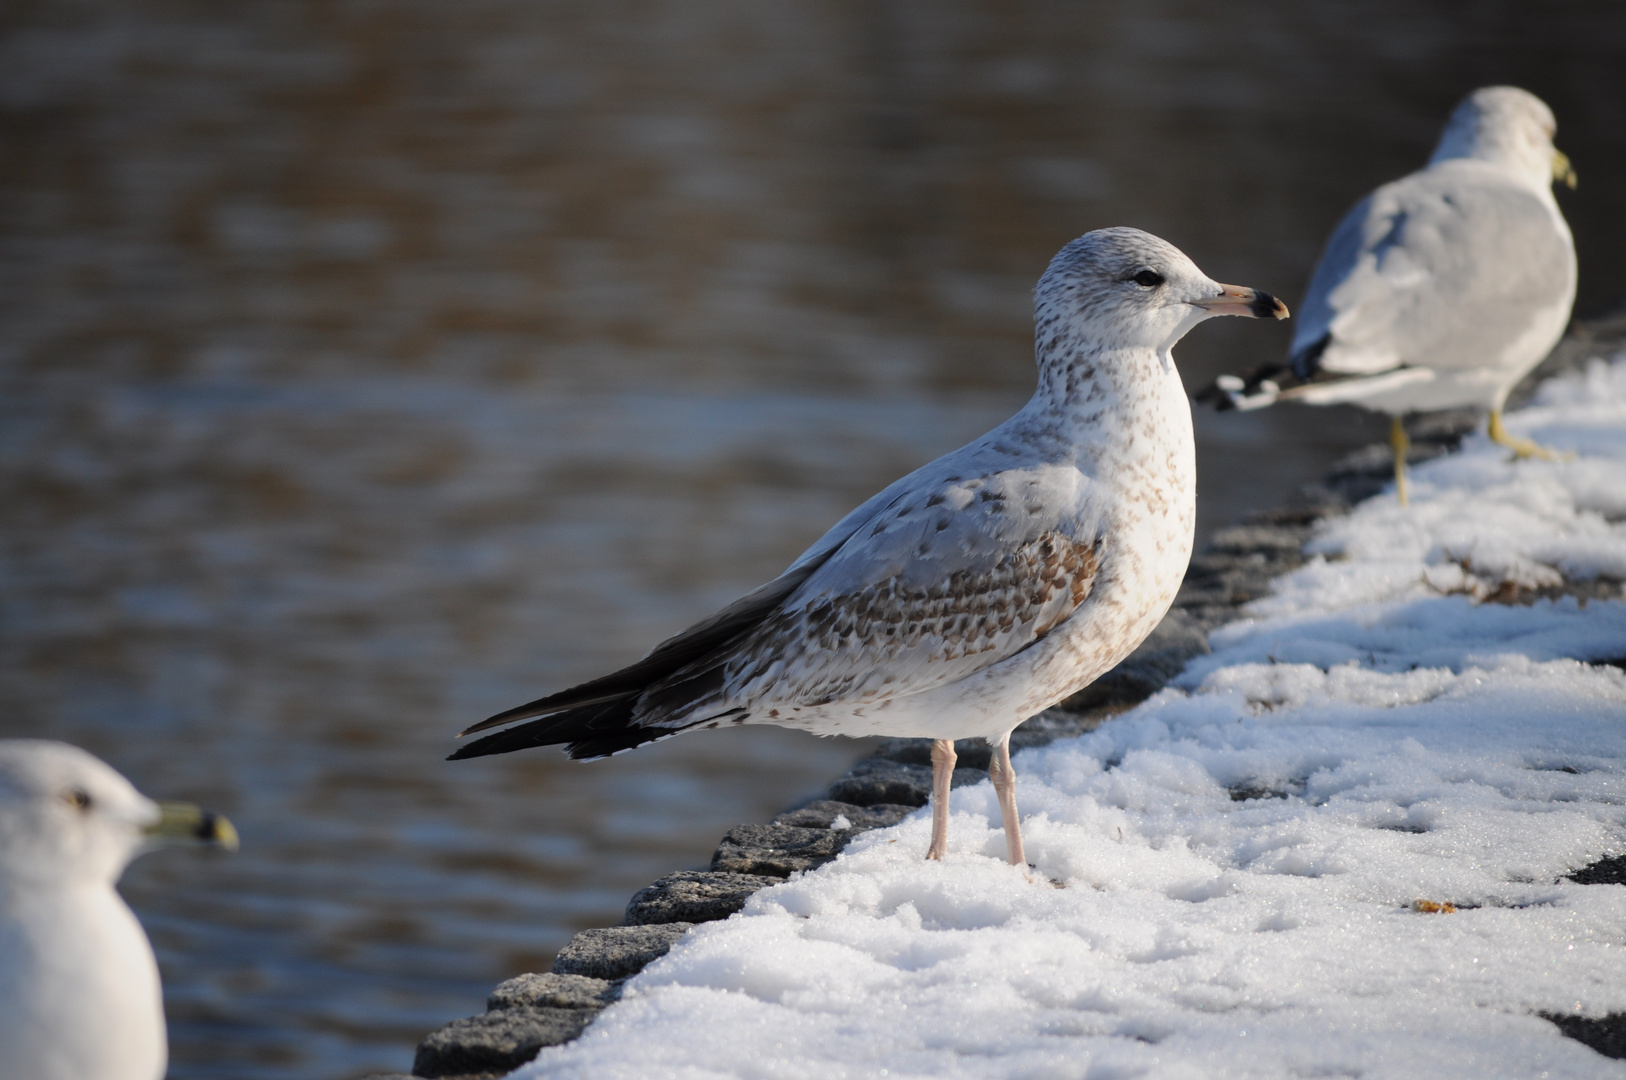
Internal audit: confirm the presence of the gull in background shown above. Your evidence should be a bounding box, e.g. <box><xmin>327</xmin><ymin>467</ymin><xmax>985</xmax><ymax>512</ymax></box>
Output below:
<box><xmin>0</xmin><ymin>740</ymin><xmax>237</xmax><ymax>1080</ymax></box>
<box><xmin>1203</xmin><ymin>86</ymin><xmax>1576</xmax><ymax>505</ymax></box>
<box><xmin>454</xmin><ymin>228</ymin><xmax>1287</xmax><ymax>868</ymax></box>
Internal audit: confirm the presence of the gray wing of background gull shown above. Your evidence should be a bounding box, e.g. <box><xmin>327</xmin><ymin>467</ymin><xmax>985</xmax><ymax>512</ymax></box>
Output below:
<box><xmin>455</xmin><ymin>429</ymin><xmax>1103</xmax><ymax>760</ymax></box>
<box><xmin>1287</xmin><ymin>160</ymin><xmax>1573</xmax><ymax>397</ymax></box>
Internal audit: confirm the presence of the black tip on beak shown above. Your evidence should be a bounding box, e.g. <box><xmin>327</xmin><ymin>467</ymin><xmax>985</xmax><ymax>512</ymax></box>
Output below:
<box><xmin>1250</xmin><ymin>290</ymin><xmax>1288</xmax><ymax>320</ymax></box>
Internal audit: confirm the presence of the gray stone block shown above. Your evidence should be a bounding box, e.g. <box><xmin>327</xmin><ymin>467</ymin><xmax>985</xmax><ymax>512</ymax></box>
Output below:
<box><xmin>1205</xmin><ymin>523</ymin><xmax>1311</xmax><ymax>558</ymax></box>
<box><xmin>551</xmin><ymin>923</ymin><xmax>693</xmax><ymax>981</ymax></box>
<box><xmin>1007</xmin><ymin>708</ymin><xmax>1112</xmax><ymax>747</ymax></box>
<box><xmin>624</xmin><ymin>870</ymin><xmax>780</xmax><ymax>924</ymax></box>
<box><xmin>870</xmin><ymin>737</ymin><xmax>993</xmax><ymax>770</ymax></box>
<box><xmin>772</xmin><ymin>799</ymin><xmax>914</xmax><ymax>831</ymax></box>
<box><xmin>412</xmin><ymin>1007</ymin><xmax>593</xmax><ymax>1077</ymax></box>
<box><xmin>487</xmin><ymin>972</ymin><xmax>618</xmax><ymax>1011</ymax></box>
<box><xmin>711</xmin><ymin>823</ymin><xmax>849</xmax><ymax>877</ymax></box>
<box><xmin>827</xmin><ymin>756</ymin><xmax>983</xmax><ymax>807</ymax></box>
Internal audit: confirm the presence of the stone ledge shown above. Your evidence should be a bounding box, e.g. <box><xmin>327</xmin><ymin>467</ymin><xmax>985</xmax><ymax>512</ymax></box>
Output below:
<box><xmin>711</xmin><ymin>823</ymin><xmax>851</xmax><ymax>877</ymax></box>
<box><xmin>625</xmin><ymin>870</ymin><xmax>781</xmax><ymax>925</ymax></box>
<box><xmin>550</xmin><ymin>924</ymin><xmax>693</xmax><ymax>981</ymax></box>
<box><xmin>827</xmin><ymin>757</ymin><xmax>985</xmax><ymax>807</ymax></box>
<box><xmin>487</xmin><ymin>973</ymin><xmax>618</xmax><ymax>1011</ymax></box>
<box><xmin>412</xmin><ymin>1008</ymin><xmax>596</xmax><ymax>1079</ymax></box>
<box><xmin>771</xmin><ymin>799</ymin><xmax>914</xmax><ymax>831</ymax></box>
<box><xmin>393</xmin><ymin>315</ymin><xmax>1626</xmax><ymax>1077</ymax></box>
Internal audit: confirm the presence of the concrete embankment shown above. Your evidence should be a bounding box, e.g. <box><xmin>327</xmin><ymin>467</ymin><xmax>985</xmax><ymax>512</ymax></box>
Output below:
<box><xmin>366</xmin><ymin>312</ymin><xmax>1626</xmax><ymax>1080</ymax></box>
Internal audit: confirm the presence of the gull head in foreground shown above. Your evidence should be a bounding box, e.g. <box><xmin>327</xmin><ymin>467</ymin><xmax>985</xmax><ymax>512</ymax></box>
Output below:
<box><xmin>1201</xmin><ymin>85</ymin><xmax>1577</xmax><ymax>505</ymax></box>
<box><xmin>0</xmin><ymin>740</ymin><xmax>237</xmax><ymax>1080</ymax></box>
<box><xmin>455</xmin><ymin>227</ymin><xmax>1286</xmax><ymax>869</ymax></box>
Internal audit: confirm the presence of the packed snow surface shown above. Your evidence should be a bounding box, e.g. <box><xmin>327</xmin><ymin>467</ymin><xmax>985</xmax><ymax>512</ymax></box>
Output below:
<box><xmin>515</xmin><ymin>358</ymin><xmax>1626</xmax><ymax>1079</ymax></box>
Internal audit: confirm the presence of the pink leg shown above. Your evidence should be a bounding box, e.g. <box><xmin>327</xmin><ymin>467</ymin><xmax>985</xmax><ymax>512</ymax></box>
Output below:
<box><xmin>925</xmin><ymin>738</ymin><xmax>956</xmax><ymax>860</ymax></box>
<box><xmin>989</xmin><ymin>734</ymin><xmax>1027</xmax><ymax>868</ymax></box>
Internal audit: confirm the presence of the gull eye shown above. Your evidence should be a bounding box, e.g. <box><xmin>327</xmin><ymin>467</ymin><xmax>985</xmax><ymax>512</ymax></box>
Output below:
<box><xmin>1131</xmin><ymin>269</ymin><xmax>1165</xmax><ymax>288</ymax></box>
<box><xmin>64</xmin><ymin>789</ymin><xmax>93</xmax><ymax>812</ymax></box>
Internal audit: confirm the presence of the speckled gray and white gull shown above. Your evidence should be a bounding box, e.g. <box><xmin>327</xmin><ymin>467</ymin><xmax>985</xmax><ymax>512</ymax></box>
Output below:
<box><xmin>455</xmin><ymin>228</ymin><xmax>1287</xmax><ymax>866</ymax></box>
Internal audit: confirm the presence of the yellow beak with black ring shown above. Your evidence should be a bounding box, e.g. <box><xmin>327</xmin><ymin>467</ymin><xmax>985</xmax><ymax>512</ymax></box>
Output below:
<box><xmin>145</xmin><ymin>801</ymin><xmax>240</xmax><ymax>851</ymax></box>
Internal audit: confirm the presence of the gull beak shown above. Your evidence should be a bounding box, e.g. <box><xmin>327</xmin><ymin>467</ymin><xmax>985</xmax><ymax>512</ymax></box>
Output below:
<box><xmin>145</xmin><ymin>801</ymin><xmax>240</xmax><ymax>852</ymax></box>
<box><xmin>1552</xmin><ymin>149</ymin><xmax>1577</xmax><ymax>190</ymax></box>
<box><xmin>1192</xmin><ymin>284</ymin><xmax>1289</xmax><ymax>320</ymax></box>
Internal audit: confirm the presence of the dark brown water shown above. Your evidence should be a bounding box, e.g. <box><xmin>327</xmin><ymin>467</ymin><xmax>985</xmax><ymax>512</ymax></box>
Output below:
<box><xmin>3</xmin><ymin>3</ymin><xmax>1625</xmax><ymax>1076</ymax></box>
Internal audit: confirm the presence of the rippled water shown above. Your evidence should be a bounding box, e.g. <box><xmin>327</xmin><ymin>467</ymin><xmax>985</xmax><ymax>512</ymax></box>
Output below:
<box><xmin>3</xmin><ymin>3</ymin><xmax>1625</xmax><ymax>1076</ymax></box>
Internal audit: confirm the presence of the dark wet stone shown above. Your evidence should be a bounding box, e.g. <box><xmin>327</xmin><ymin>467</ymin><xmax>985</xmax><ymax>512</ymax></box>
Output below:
<box><xmin>412</xmin><ymin>1007</ymin><xmax>593</xmax><ymax>1077</ymax></box>
<box><xmin>1567</xmin><ymin>854</ymin><xmax>1626</xmax><ymax>885</ymax></box>
<box><xmin>711</xmin><ymin>823</ymin><xmax>852</xmax><ymax>877</ymax></box>
<box><xmin>624</xmin><ymin>870</ymin><xmax>780</xmax><ymax>924</ymax></box>
<box><xmin>1541</xmin><ymin>1011</ymin><xmax>1626</xmax><ymax>1059</ymax></box>
<box><xmin>551</xmin><ymin>923</ymin><xmax>692</xmax><ymax>980</ymax></box>
<box><xmin>826</xmin><ymin>757</ymin><xmax>983</xmax><ymax>807</ymax></box>
<box><xmin>870</xmin><ymin>737</ymin><xmax>992</xmax><ymax>770</ymax></box>
<box><xmin>1206</xmin><ymin>523</ymin><xmax>1312</xmax><ymax>559</ymax></box>
<box><xmin>1009</xmin><ymin>707</ymin><xmax>1121</xmax><ymax>744</ymax></box>
<box><xmin>1176</xmin><ymin>550</ymin><xmax>1289</xmax><ymax>612</ymax></box>
<box><xmin>1066</xmin><ymin>607</ymin><xmax>1215</xmax><ymax>710</ymax></box>
<box><xmin>772</xmin><ymin>799</ymin><xmax>914</xmax><ymax>831</ymax></box>
<box><xmin>1228</xmin><ymin>785</ymin><xmax>1290</xmax><ymax>802</ymax></box>
<box><xmin>487</xmin><ymin>972</ymin><xmax>618</xmax><ymax>1011</ymax></box>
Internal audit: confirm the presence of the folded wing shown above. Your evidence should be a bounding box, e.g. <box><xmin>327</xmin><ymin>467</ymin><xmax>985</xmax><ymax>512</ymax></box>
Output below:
<box><xmin>454</xmin><ymin>457</ymin><xmax>1101</xmax><ymax>760</ymax></box>
<box><xmin>1293</xmin><ymin>162</ymin><xmax>1572</xmax><ymax>383</ymax></box>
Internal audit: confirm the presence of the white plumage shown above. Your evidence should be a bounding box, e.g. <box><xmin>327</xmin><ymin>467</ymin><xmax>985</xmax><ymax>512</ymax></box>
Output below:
<box><xmin>0</xmin><ymin>740</ymin><xmax>235</xmax><ymax>1080</ymax></box>
<box><xmin>459</xmin><ymin>228</ymin><xmax>1287</xmax><ymax>866</ymax></box>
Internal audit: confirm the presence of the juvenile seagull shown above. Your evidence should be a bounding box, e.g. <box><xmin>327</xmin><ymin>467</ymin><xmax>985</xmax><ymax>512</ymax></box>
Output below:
<box><xmin>455</xmin><ymin>228</ymin><xmax>1286</xmax><ymax>867</ymax></box>
<box><xmin>1204</xmin><ymin>86</ymin><xmax>1576</xmax><ymax>504</ymax></box>
<box><xmin>0</xmin><ymin>740</ymin><xmax>237</xmax><ymax>1080</ymax></box>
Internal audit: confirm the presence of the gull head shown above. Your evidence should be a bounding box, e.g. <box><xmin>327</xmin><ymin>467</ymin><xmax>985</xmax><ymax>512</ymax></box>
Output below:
<box><xmin>0</xmin><ymin>740</ymin><xmax>237</xmax><ymax>889</ymax></box>
<box><xmin>1035</xmin><ymin>227</ymin><xmax>1287</xmax><ymax>357</ymax></box>
<box><xmin>1430</xmin><ymin>86</ymin><xmax>1574</xmax><ymax>191</ymax></box>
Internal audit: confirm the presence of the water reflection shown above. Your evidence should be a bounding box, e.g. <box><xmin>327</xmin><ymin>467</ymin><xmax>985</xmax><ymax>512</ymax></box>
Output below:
<box><xmin>2</xmin><ymin>2</ymin><xmax>1623</xmax><ymax>1076</ymax></box>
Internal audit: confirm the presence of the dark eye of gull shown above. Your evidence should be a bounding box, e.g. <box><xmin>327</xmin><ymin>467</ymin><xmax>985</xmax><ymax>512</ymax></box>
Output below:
<box><xmin>64</xmin><ymin>789</ymin><xmax>93</xmax><ymax>812</ymax></box>
<box><xmin>1131</xmin><ymin>269</ymin><xmax>1165</xmax><ymax>288</ymax></box>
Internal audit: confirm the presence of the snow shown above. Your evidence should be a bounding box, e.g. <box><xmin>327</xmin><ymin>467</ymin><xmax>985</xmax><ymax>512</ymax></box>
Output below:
<box><xmin>514</xmin><ymin>357</ymin><xmax>1626</xmax><ymax>1079</ymax></box>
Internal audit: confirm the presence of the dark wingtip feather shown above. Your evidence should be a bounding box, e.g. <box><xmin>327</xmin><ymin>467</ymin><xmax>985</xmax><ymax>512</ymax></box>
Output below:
<box><xmin>448</xmin><ymin>695</ymin><xmax>696</xmax><ymax>762</ymax></box>
<box><xmin>448</xmin><ymin>719</ymin><xmax>565</xmax><ymax>760</ymax></box>
<box><xmin>1291</xmin><ymin>333</ymin><xmax>1330</xmax><ymax>381</ymax></box>
<box><xmin>1193</xmin><ymin>381</ymin><xmax>1238</xmax><ymax>411</ymax></box>
<box><xmin>459</xmin><ymin>688</ymin><xmax>635</xmax><ymax>736</ymax></box>
<box><xmin>455</xmin><ymin>560</ymin><xmax>831</xmax><ymax>743</ymax></box>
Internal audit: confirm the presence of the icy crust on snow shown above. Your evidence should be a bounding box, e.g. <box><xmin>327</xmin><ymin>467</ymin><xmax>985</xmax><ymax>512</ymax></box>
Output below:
<box><xmin>514</xmin><ymin>359</ymin><xmax>1626</xmax><ymax>1080</ymax></box>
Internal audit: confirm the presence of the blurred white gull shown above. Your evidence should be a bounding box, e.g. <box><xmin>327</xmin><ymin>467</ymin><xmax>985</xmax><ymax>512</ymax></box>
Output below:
<box><xmin>453</xmin><ymin>227</ymin><xmax>1287</xmax><ymax>868</ymax></box>
<box><xmin>0</xmin><ymin>740</ymin><xmax>237</xmax><ymax>1080</ymax></box>
<box><xmin>1205</xmin><ymin>86</ymin><xmax>1576</xmax><ymax>504</ymax></box>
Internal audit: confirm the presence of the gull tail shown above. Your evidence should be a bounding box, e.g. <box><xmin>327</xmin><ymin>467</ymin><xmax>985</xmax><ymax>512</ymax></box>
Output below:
<box><xmin>449</xmin><ymin>697</ymin><xmax>700</xmax><ymax>761</ymax></box>
<box><xmin>452</xmin><ymin>553</ymin><xmax>832</xmax><ymax>762</ymax></box>
<box><xmin>1197</xmin><ymin>334</ymin><xmax>1430</xmax><ymax>411</ymax></box>
<box><xmin>1195</xmin><ymin>362</ymin><xmax>1289</xmax><ymax>412</ymax></box>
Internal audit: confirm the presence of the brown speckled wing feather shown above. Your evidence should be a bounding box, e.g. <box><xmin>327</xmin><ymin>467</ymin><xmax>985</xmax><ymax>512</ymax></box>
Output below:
<box><xmin>635</xmin><ymin>529</ymin><xmax>1100</xmax><ymax>726</ymax></box>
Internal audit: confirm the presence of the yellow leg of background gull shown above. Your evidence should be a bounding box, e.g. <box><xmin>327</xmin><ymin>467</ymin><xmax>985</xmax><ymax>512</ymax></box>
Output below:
<box><xmin>1390</xmin><ymin>415</ymin><xmax>1410</xmax><ymax>507</ymax></box>
<box><xmin>988</xmin><ymin>734</ymin><xmax>1027</xmax><ymax>868</ymax></box>
<box><xmin>1487</xmin><ymin>409</ymin><xmax>1572</xmax><ymax>461</ymax></box>
<box><xmin>925</xmin><ymin>738</ymin><xmax>955</xmax><ymax>860</ymax></box>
